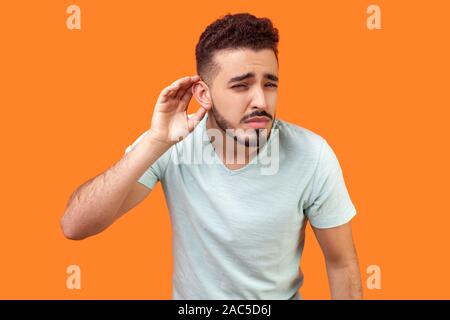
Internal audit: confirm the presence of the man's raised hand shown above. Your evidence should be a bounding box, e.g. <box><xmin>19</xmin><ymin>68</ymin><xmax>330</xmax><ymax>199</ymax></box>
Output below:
<box><xmin>148</xmin><ymin>75</ymin><xmax>209</xmax><ymax>145</ymax></box>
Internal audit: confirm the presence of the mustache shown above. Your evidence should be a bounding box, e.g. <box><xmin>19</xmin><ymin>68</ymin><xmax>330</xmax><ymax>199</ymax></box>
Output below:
<box><xmin>241</xmin><ymin>111</ymin><xmax>273</xmax><ymax>123</ymax></box>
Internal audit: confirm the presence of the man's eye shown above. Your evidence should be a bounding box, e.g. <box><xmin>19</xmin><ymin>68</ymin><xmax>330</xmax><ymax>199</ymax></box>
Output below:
<box><xmin>231</xmin><ymin>84</ymin><xmax>247</xmax><ymax>88</ymax></box>
<box><xmin>266</xmin><ymin>83</ymin><xmax>278</xmax><ymax>87</ymax></box>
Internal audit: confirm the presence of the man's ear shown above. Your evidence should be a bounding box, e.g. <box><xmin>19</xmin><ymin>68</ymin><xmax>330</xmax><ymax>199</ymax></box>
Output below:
<box><xmin>192</xmin><ymin>81</ymin><xmax>212</xmax><ymax>111</ymax></box>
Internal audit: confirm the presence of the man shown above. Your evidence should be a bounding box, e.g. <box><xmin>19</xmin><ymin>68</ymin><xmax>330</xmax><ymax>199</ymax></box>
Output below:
<box><xmin>61</xmin><ymin>13</ymin><xmax>363</xmax><ymax>300</ymax></box>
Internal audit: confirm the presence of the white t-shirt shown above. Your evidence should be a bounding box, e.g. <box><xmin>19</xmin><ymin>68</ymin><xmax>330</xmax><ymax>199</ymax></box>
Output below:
<box><xmin>124</xmin><ymin>113</ymin><xmax>357</xmax><ymax>300</ymax></box>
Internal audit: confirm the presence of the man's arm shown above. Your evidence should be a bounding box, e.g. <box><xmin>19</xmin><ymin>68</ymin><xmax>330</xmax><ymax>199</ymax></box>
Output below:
<box><xmin>311</xmin><ymin>221</ymin><xmax>363</xmax><ymax>299</ymax></box>
<box><xmin>60</xmin><ymin>133</ymin><xmax>171</xmax><ymax>240</ymax></box>
<box><xmin>60</xmin><ymin>75</ymin><xmax>207</xmax><ymax>240</ymax></box>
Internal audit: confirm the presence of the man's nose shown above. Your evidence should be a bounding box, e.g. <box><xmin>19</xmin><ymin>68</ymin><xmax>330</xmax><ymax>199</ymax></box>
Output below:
<box><xmin>251</xmin><ymin>87</ymin><xmax>268</xmax><ymax>109</ymax></box>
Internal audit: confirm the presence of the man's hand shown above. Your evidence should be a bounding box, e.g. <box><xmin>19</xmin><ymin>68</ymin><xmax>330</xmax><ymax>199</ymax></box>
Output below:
<box><xmin>148</xmin><ymin>75</ymin><xmax>209</xmax><ymax>145</ymax></box>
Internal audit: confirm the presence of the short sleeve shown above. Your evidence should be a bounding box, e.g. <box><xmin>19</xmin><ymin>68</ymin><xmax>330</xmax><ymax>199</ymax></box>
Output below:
<box><xmin>124</xmin><ymin>130</ymin><xmax>172</xmax><ymax>190</ymax></box>
<box><xmin>304</xmin><ymin>139</ymin><xmax>357</xmax><ymax>229</ymax></box>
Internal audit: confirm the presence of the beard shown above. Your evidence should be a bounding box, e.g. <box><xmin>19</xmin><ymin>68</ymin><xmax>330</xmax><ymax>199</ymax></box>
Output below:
<box><xmin>209</xmin><ymin>99</ymin><xmax>275</xmax><ymax>148</ymax></box>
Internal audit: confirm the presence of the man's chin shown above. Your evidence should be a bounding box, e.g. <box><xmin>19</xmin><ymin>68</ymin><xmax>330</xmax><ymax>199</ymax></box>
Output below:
<box><xmin>234</xmin><ymin>132</ymin><xmax>270</xmax><ymax>148</ymax></box>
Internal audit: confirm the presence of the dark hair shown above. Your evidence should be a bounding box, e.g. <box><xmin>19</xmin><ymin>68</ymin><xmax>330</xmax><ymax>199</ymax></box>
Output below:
<box><xmin>195</xmin><ymin>13</ymin><xmax>279</xmax><ymax>85</ymax></box>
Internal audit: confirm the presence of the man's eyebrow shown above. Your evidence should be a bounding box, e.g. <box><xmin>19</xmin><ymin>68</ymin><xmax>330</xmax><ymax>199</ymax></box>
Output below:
<box><xmin>265</xmin><ymin>73</ymin><xmax>279</xmax><ymax>82</ymax></box>
<box><xmin>228</xmin><ymin>72</ymin><xmax>279</xmax><ymax>84</ymax></box>
<box><xmin>228</xmin><ymin>72</ymin><xmax>255</xmax><ymax>84</ymax></box>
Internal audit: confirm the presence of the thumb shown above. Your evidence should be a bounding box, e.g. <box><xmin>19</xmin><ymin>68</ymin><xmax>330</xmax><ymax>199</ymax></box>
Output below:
<box><xmin>187</xmin><ymin>107</ymin><xmax>207</xmax><ymax>132</ymax></box>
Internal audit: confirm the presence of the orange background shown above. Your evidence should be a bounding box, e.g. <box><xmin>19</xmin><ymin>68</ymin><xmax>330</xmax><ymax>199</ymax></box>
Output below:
<box><xmin>1</xmin><ymin>0</ymin><xmax>449</xmax><ymax>299</ymax></box>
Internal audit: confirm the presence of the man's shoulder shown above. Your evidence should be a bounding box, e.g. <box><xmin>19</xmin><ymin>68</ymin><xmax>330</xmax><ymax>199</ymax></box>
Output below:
<box><xmin>276</xmin><ymin>118</ymin><xmax>325</xmax><ymax>153</ymax></box>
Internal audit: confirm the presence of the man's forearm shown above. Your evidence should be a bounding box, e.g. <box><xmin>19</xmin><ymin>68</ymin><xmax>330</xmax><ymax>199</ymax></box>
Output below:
<box><xmin>60</xmin><ymin>131</ymin><xmax>172</xmax><ymax>240</ymax></box>
<box><xmin>326</xmin><ymin>260</ymin><xmax>363</xmax><ymax>299</ymax></box>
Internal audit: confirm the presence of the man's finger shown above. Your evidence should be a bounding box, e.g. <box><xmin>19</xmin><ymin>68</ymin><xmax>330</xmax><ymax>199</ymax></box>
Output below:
<box><xmin>157</xmin><ymin>75</ymin><xmax>200</xmax><ymax>103</ymax></box>
<box><xmin>158</xmin><ymin>89</ymin><xmax>176</xmax><ymax>104</ymax></box>
<box><xmin>169</xmin><ymin>76</ymin><xmax>190</xmax><ymax>87</ymax></box>
<box><xmin>175</xmin><ymin>87</ymin><xmax>187</xmax><ymax>100</ymax></box>
<box><xmin>170</xmin><ymin>75</ymin><xmax>198</xmax><ymax>90</ymax></box>
<box><xmin>187</xmin><ymin>106</ymin><xmax>207</xmax><ymax>132</ymax></box>
<box><xmin>177</xmin><ymin>89</ymin><xmax>193</xmax><ymax>112</ymax></box>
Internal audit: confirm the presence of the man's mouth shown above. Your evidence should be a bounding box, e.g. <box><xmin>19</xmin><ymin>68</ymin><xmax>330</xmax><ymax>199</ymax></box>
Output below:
<box><xmin>244</xmin><ymin>116</ymin><xmax>270</xmax><ymax>129</ymax></box>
